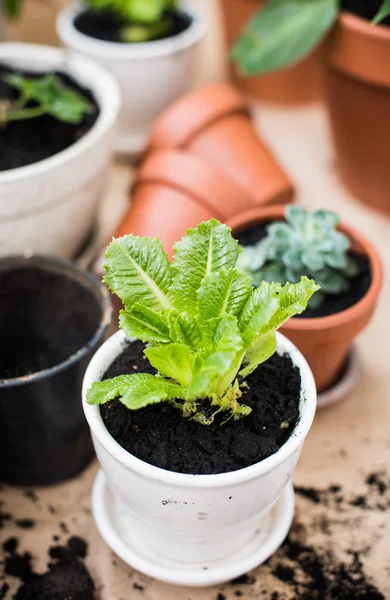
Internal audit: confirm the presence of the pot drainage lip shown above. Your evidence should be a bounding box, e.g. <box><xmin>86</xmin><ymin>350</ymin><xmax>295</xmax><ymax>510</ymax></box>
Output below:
<box><xmin>92</xmin><ymin>469</ymin><xmax>294</xmax><ymax>587</ymax></box>
<box><xmin>317</xmin><ymin>345</ymin><xmax>360</xmax><ymax>410</ymax></box>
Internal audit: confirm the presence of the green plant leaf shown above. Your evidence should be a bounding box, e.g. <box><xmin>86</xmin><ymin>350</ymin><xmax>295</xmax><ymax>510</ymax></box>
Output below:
<box><xmin>168</xmin><ymin>312</ymin><xmax>202</xmax><ymax>348</ymax></box>
<box><xmin>171</xmin><ymin>220</ymin><xmax>241</xmax><ymax>314</ymax></box>
<box><xmin>240</xmin><ymin>333</ymin><xmax>277</xmax><ymax>378</ymax></box>
<box><xmin>144</xmin><ymin>343</ymin><xmax>195</xmax><ymax>388</ymax></box>
<box><xmin>86</xmin><ymin>373</ymin><xmax>185</xmax><ymax>409</ymax></box>
<box><xmin>239</xmin><ymin>281</ymin><xmax>282</xmax><ymax>345</ymax></box>
<box><xmin>372</xmin><ymin>0</ymin><xmax>390</xmax><ymax>24</ymax></box>
<box><xmin>119</xmin><ymin>304</ymin><xmax>170</xmax><ymax>343</ymax></box>
<box><xmin>198</xmin><ymin>268</ymin><xmax>253</xmax><ymax>326</ymax></box>
<box><xmin>104</xmin><ymin>235</ymin><xmax>175</xmax><ymax>312</ymax></box>
<box><xmin>4</xmin><ymin>73</ymin><xmax>94</xmax><ymax>124</ymax></box>
<box><xmin>2</xmin><ymin>0</ymin><xmax>22</xmax><ymax>19</ymax></box>
<box><xmin>231</xmin><ymin>0</ymin><xmax>338</xmax><ymax>75</ymax></box>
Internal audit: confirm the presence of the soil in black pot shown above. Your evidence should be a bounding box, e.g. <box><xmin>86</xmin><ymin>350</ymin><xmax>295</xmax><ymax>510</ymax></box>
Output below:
<box><xmin>0</xmin><ymin>66</ymin><xmax>99</xmax><ymax>172</ymax></box>
<box><xmin>341</xmin><ymin>0</ymin><xmax>390</xmax><ymax>26</ymax></box>
<box><xmin>100</xmin><ymin>340</ymin><xmax>301</xmax><ymax>475</ymax></box>
<box><xmin>0</xmin><ymin>265</ymin><xmax>102</xmax><ymax>379</ymax></box>
<box><xmin>236</xmin><ymin>222</ymin><xmax>372</xmax><ymax>320</ymax></box>
<box><xmin>74</xmin><ymin>9</ymin><xmax>192</xmax><ymax>43</ymax></box>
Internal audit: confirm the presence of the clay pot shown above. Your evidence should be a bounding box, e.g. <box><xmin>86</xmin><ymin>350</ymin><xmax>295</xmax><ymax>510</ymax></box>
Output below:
<box><xmin>220</xmin><ymin>0</ymin><xmax>323</xmax><ymax>105</ymax></box>
<box><xmin>227</xmin><ymin>205</ymin><xmax>383</xmax><ymax>393</ymax></box>
<box><xmin>147</xmin><ymin>83</ymin><xmax>294</xmax><ymax>207</ymax></box>
<box><xmin>324</xmin><ymin>13</ymin><xmax>390</xmax><ymax>214</ymax></box>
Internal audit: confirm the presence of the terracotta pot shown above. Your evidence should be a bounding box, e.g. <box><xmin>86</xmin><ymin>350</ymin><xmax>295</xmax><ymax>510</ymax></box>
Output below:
<box><xmin>147</xmin><ymin>83</ymin><xmax>294</xmax><ymax>206</ymax></box>
<box><xmin>116</xmin><ymin>149</ymin><xmax>256</xmax><ymax>258</ymax></box>
<box><xmin>324</xmin><ymin>13</ymin><xmax>390</xmax><ymax>214</ymax></box>
<box><xmin>221</xmin><ymin>0</ymin><xmax>323</xmax><ymax>105</ymax></box>
<box><xmin>227</xmin><ymin>205</ymin><xmax>383</xmax><ymax>393</ymax></box>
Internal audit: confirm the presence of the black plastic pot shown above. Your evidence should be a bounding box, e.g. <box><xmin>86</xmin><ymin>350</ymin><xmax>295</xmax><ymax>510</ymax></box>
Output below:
<box><xmin>0</xmin><ymin>255</ymin><xmax>112</xmax><ymax>486</ymax></box>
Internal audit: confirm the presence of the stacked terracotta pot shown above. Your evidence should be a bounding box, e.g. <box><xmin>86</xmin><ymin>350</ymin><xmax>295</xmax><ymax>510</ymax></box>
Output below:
<box><xmin>113</xmin><ymin>83</ymin><xmax>294</xmax><ymax>254</ymax></box>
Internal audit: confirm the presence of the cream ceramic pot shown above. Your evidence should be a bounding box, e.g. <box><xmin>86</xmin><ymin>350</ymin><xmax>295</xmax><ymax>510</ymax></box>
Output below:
<box><xmin>83</xmin><ymin>330</ymin><xmax>316</xmax><ymax>570</ymax></box>
<box><xmin>0</xmin><ymin>44</ymin><xmax>121</xmax><ymax>259</ymax></box>
<box><xmin>57</xmin><ymin>2</ymin><xmax>206</xmax><ymax>154</ymax></box>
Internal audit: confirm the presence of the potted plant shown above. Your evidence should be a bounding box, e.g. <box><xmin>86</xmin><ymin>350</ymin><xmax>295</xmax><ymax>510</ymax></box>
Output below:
<box><xmin>83</xmin><ymin>219</ymin><xmax>318</xmax><ymax>584</ymax></box>
<box><xmin>0</xmin><ymin>254</ymin><xmax>112</xmax><ymax>486</ymax></box>
<box><xmin>231</xmin><ymin>205</ymin><xmax>383</xmax><ymax>402</ymax></box>
<box><xmin>57</xmin><ymin>0</ymin><xmax>206</xmax><ymax>154</ymax></box>
<box><xmin>0</xmin><ymin>43</ymin><xmax>121</xmax><ymax>259</ymax></box>
<box><xmin>221</xmin><ymin>0</ymin><xmax>323</xmax><ymax>105</ymax></box>
<box><xmin>230</xmin><ymin>0</ymin><xmax>390</xmax><ymax>213</ymax></box>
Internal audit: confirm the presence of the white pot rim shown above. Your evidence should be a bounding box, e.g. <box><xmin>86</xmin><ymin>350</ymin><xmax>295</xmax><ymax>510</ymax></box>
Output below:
<box><xmin>57</xmin><ymin>1</ymin><xmax>206</xmax><ymax>60</ymax></box>
<box><xmin>83</xmin><ymin>330</ymin><xmax>317</xmax><ymax>489</ymax></box>
<box><xmin>0</xmin><ymin>43</ymin><xmax>121</xmax><ymax>184</ymax></box>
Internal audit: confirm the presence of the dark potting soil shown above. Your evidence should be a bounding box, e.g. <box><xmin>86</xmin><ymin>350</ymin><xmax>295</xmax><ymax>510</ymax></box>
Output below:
<box><xmin>100</xmin><ymin>340</ymin><xmax>301</xmax><ymax>475</ymax></box>
<box><xmin>0</xmin><ymin>65</ymin><xmax>99</xmax><ymax>172</ymax></box>
<box><xmin>2</xmin><ymin>536</ymin><xmax>94</xmax><ymax>600</ymax></box>
<box><xmin>0</xmin><ymin>266</ymin><xmax>102</xmax><ymax>379</ymax></box>
<box><xmin>236</xmin><ymin>222</ymin><xmax>372</xmax><ymax>320</ymax></box>
<box><xmin>74</xmin><ymin>9</ymin><xmax>192</xmax><ymax>43</ymax></box>
<box><xmin>341</xmin><ymin>0</ymin><xmax>390</xmax><ymax>26</ymax></box>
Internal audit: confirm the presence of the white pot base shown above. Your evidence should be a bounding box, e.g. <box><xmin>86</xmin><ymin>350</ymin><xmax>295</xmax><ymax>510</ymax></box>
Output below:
<box><xmin>92</xmin><ymin>469</ymin><xmax>294</xmax><ymax>587</ymax></box>
<box><xmin>317</xmin><ymin>345</ymin><xmax>360</xmax><ymax>409</ymax></box>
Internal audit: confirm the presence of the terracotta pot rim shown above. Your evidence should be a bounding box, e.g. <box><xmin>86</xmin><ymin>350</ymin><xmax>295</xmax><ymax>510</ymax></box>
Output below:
<box><xmin>338</xmin><ymin>11</ymin><xmax>390</xmax><ymax>42</ymax></box>
<box><xmin>227</xmin><ymin>205</ymin><xmax>383</xmax><ymax>332</ymax></box>
<box><xmin>133</xmin><ymin>149</ymin><xmax>253</xmax><ymax>219</ymax></box>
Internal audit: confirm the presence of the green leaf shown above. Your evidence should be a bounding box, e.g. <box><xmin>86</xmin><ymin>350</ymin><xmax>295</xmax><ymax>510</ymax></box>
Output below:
<box><xmin>187</xmin><ymin>315</ymin><xmax>242</xmax><ymax>397</ymax></box>
<box><xmin>104</xmin><ymin>235</ymin><xmax>175</xmax><ymax>312</ymax></box>
<box><xmin>4</xmin><ymin>73</ymin><xmax>94</xmax><ymax>124</ymax></box>
<box><xmin>231</xmin><ymin>0</ymin><xmax>338</xmax><ymax>75</ymax></box>
<box><xmin>239</xmin><ymin>281</ymin><xmax>281</xmax><ymax>345</ymax></box>
<box><xmin>126</xmin><ymin>0</ymin><xmax>165</xmax><ymax>22</ymax></box>
<box><xmin>372</xmin><ymin>0</ymin><xmax>390</xmax><ymax>24</ymax></box>
<box><xmin>144</xmin><ymin>343</ymin><xmax>195</xmax><ymax>388</ymax></box>
<box><xmin>261</xmin><ymin>277</ymin><xmax>320</xmax><ymax>335</ymax></box>
<box><xmin>2</xmin><ymin>0</ymin><xmax>22</xmax><ymax>19</ymax></box>
<box><xmin>168</xmin><ymin>312</ymin><xmax>202</xmax><ymax>348</ymax></box>
<box><xmin>86</xmin><ymin>373</ymin><xmax>185</xmax><ymax>409</ymax></box>
<box><xmin>313</xmin><ymin>209</ymin><xmax>339</xmax><ymax>229</ymax></box>
<box><xmin>198</xmin><ymin>268</ymin><xmax>253</xmax><ymax>327</ymax></box>
<box><xmin>119</xmin><ymin>304</ymin><xmax>170</xmax><ymax>343</ymax></box>
<box><xmin>172</xmin><ymin>220</ymin><xmax>240</xmax><ymax>314</ymax></box>
<box><xmin>301</xmin><ymin>250</ymin><xmax>326</xmax><ymax>271</ymax></box>
<box><xmin>240</xmin><ymin>333</ymin><xmax>277</xmax><ymax>378</ymax></box>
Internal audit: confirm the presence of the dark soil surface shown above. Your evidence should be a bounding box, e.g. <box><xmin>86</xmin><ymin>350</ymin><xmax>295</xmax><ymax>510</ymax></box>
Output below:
<box><xmin>0</xmin><ymin>265</ymin><xmax>102</xmax><ymax>379</ymax></box>
<box><xmin>0</xmin><ymin>65</ymin><xmax>99</xmax><ymax>172</ymax></box>
<box><xmin>2</xmin><ymin>536</ymin><xmax>94</xmax><ymax>600</ymax></box>
<box><xmin>100</xmin><ymin>340</ymin><xmax>301</xmax><ymax>475</ymax></box>
<box><xmin>236</xmin><ymin>222</ymin><xmax>372</xmax><ymax>320</ymax></box>
<box><xmin>341</xmin><ymin>0</ymin><xmax>390</xmax><ymax>26</ymax></box>
<box><xmin>74</xmin><ymin>9</ymin><xmax>192</xmax><ymax>43</ymax></box>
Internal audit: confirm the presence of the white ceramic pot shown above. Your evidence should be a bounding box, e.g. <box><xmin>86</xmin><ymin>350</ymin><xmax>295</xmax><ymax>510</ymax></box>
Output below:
<box><xmin>57</xmin><ymin>2</ymin><xmax>206</xmax><ymax>154</ymax></box>
<box><xmin>0</xmin><ymin>43</ymin><xmax>121</xmax><ymax>259</ymax></box>
<box><xmin>83</xmin><ymin>330</ymin><xmax>316</xmax><ymax>581</ymax></box>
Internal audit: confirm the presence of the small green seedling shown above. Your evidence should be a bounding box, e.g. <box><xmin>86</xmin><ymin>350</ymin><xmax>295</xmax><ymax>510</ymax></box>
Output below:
<box><xmin>86</xmin><ymin>0</ymin><xmax>178</xmax><ymax>42</ymax></box>
<box><xmin>231</xmin><ymin>0</ymin><xmax>390</xmax><ymax>76</ymax></box>
<box><xmin>237</xmin><ymin>206</ymin><xmax>358</xmax><ymax>309</ymax></box>
<box><xmin>87</xmin><ymin>219</ymin><xmax>319</xmax><ymax>424</ymax></box>
<box><xmin>0</xmin><ymin>73</ymin><xmax>94</xmax><ymax>126</ymax></box>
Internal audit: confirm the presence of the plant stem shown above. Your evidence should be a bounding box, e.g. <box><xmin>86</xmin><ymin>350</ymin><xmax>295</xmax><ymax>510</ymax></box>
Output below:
<box><xmin>3</xmin><ymin>106</ymin><xmax>46</xmax><ymax>122</ymax></box>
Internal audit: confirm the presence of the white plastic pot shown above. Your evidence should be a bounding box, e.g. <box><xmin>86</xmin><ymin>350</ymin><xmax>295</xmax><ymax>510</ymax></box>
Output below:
<box><xmin>0</xmin><ymin>43</ymin><xmax>121</xmax><ymax>259</ymax></box>
<box><xmin>57</xmin><ymin>2</ymin><xmax>206</xmax><ymax>154</ymax></box>
<box><xmin>83</xmin><ymin>329</ymin><xmax>316</xmax><ymax>584</ymax></box>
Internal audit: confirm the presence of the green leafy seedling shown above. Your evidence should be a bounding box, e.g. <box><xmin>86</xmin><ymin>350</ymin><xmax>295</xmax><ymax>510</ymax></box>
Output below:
<box><xmin>231</xmin><ymin>0</ymin><xmax>390</xmax><ymax>76</ymax></box>
<box><xmin>86</xmin><ymin>0</ymin><xmax>177</xmax><ymax>42</ymax></box>
<box><xmin>87</xmin><ymin>219</ymin><xmax>319</xmax><ymax>424</ymax></box>
<box><xmin>0</xmin><ymin>73</ymin><xmax>94</xmax><ymax>126</ymax></box>
<box><xmin>237</xmin><ymin>206</ymin><xmax>358</xmax><ymax>309</ymax></box>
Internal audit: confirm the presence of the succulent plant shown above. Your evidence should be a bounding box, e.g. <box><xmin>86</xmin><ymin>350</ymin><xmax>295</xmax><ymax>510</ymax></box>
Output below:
<box><xmin>237</xmin><ymin>206</ymin><xmax>359</xmax><ymax>309</ymax></box>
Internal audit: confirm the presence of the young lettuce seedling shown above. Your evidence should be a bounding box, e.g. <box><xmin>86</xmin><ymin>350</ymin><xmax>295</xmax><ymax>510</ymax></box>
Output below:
<box><xmin>86</xmin><ymin>0</ymin><xmax>178</xmax><ymax>42</ymax></box>
<box><xmin>0</xmin><ymin>73</ymin><xmax>94</xmax><ymax>126</ymax></box>
<box><xmin>87</xmin><ymin>220</ymin><xmax>319</xmax><ymax>424</ymax></box>
<box><xmin>237</xmin><ymin>206</ymin><xmax>359</xmax><ymax>309</ymax></box>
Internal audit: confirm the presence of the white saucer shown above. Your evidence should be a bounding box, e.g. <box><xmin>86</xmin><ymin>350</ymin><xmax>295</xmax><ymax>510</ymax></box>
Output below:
<box><xmin>92</xmin><ymin>469</ymin><xmax>294</xmax><ymax>587</ymax></box>
<box><xmin>317</xmin><ymin>345</ymin><xmax>360</xmax><ymax>409</ymax></box>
